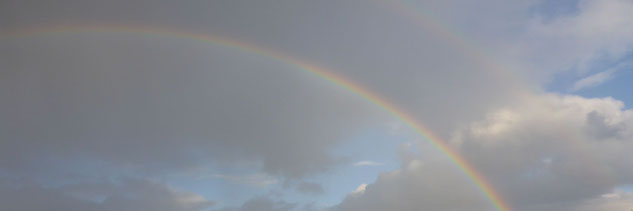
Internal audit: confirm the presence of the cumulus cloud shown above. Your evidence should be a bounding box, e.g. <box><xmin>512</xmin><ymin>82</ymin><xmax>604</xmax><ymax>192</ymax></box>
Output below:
<box><xmin>334</xmin><ymin>148</ymin><xmax>492</xmax><ymax>211</ymax></box>
<box><xmin>349</xmin><ymin>184</ymin><xmax>367</xmax><ymax>196</ymax></box>
<box><xmin>455</xmin><ymin>94</ymin><xmax>633</xmax><ymax>209</ymax></box>
<box><xmin>335</xmin><ymin>93</ymin><xmax>633</xmax><ymax>211</ymax></box>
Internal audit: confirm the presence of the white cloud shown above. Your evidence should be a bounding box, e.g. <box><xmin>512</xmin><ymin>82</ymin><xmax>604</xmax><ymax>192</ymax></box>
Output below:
<box><xmin>533</xmin><ymin>0</ymin><xmax>633</xmax><ymax>74</ymax></box>
<box><xmin>455</xmin><ymin>0</ymin><xmax>633</xmax><ymax>84</ymax></box>
<box><xmin>574</xmin><ymin>191</ymin><xmax>633</xmax><ymax>211</ymax></box>
<box><xmin>335</xmin><ymin>94</ymin><xmax>633</xmax><ymax>211</ymax></box>
<box><xmin>350</xmin><ymin>184</ymin><xmax>367</xmax><ymax>196</ymax></box>
<box><xmin>572</xmin><ymin>69</ymin><xmax>615</xmax><ymax>91</ymax></box>
<box><xmin>572</xmin><ymin>60</ymin><xmax>632</xmax><ymax>91</ymax></box>
<box><xmin>352</xmin><ymin>161</ymin><xmax>383</xmax><ymax>167</ymax></box>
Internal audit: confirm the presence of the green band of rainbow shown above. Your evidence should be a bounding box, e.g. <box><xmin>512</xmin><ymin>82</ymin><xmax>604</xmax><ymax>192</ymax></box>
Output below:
<box><xmin>1</xmin><ymin>24</ymin><xmax>511</xmax><ymax>211</ymax></box>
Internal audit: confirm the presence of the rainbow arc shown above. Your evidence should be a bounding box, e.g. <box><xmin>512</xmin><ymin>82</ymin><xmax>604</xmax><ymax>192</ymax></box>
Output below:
<box><xmin>2</xmin><ymin>24</ymin><xmax>511</xmax><ymax>211</ymax></box>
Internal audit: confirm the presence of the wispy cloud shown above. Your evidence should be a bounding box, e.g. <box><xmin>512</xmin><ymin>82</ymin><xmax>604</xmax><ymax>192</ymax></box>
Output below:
<box><xmin>572</xmin><ymin>61</ymin><xmax>631</xmax><ymax>91</ymax></box>
<box><xmin>353</xmin><ymin>161</ymin><xmax>383</xmax><ymax>167</ymax></box>
<box><xmin>572</xmin><ymin>69</ymin><xmax>616</xmax><ymax>91</ymax></box>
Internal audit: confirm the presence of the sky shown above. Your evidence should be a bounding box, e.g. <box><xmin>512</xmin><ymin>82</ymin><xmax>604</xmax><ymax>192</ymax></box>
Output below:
<box><xmin>1</xmin><ymin>0</ymin><xmax>633</xmax><ymax>210</ymax></box>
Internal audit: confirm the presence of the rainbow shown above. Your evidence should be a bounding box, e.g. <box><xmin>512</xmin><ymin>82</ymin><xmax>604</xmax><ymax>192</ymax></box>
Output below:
<box><xmin>1</xmin><ymin>24</ymin><xmax>511</xmax><ymax>211</ymax></box>
<box><xmin>382</xmin><ymin>0</ymin><xmax>534</xmax><ymax>93</ymax></box>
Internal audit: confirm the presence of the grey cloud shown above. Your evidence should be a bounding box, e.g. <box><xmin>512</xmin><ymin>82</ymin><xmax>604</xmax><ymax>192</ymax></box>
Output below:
<box><xmin>0</xmin><ymin>178</ymin><xmax>214</xmax><ymax>211</ymax></box>
<box><xmin>0</xmin><ymin>32</ymin><xmax>378</xmax><ymax>178</ymax></box>
<box><xmin>574</xmin><ymin>191</ymin><xmax>633</xmax><ymax>211</ymax></box>
<box><xmin>0</xmin><ymin>0</ymin><xmax>528</xmax><ymax>182</ymax></box>
<box><xmin>334</xmin><ymin>159</ymin><xmax>492</xmax><ymax>211</ymax></box>
<box><xmin>217</xmin><ymin>196</ymin><xmax>295</xmax><ymax>211</ymax></box>
<box><xmin>585</xmin><ymin>110</ymin><xmax>624</xmax><ymax>139</ymax></box>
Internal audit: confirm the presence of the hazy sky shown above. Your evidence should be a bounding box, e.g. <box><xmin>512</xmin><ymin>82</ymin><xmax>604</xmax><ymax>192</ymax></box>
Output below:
<box><xmin>2</xmin><ymin>0</ymin><xmax>633</xmax><ymax>210</ymax></box>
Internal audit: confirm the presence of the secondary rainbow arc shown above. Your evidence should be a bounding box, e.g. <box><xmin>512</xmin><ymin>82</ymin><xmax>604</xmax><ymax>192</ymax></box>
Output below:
<box><xmin>1</xmin><ymin>24</ymin><xmax>511</xmax><ymax>211</ymax></box>
<box><xmin>383</xmin><ymin>0</ymin><xmax>534</xmax><ymax>94</ymax></box>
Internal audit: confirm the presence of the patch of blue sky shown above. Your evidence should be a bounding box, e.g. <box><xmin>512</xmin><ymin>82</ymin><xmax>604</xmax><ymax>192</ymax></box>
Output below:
<box><xmin>316</xmin><ymin>123</ymin><xmax>411</xmax><ymax>205</ymax></box>
<box><xmin>166</xmin><ymin>165</ymin><xmax>276</xmax><ymax>208</ymax></box>
<box><xmin>528</xmin><ymin>0</ymin><xmax>580</xmax><ymax>22</ymax></box>
<box><xmin>574</xmin><ymin>69</ymin><xmax>633</xmax><ymax>108</ymax></box>
<box><xmin>546</xmin><ymin>52</ymin><xmax>633</xmax><ymax>108</ymax></box>
<box><xmin>617</xmin><ymin>184</ymin><xmax>633</xmax><ymax>192</ymax></box>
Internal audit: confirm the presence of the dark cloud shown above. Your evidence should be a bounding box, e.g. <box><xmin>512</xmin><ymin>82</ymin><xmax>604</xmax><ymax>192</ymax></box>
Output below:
<box><xmin>217</xmin><ymin>196</ymin><xmax>295</xmax><ymax>211</ymax></box>
<box><xmin>0</xmin><ymin>178</ymin><xmax>214</xmax><ymax>211</ymax></box>
<box><xmin>0</xmin><ymin>0</ymin><xmax>525</xmax><ymax>182</ymax></box>
<box><xmin>584</xmin><ymin>110</ymin><xmax>625</xmax><ymax>139</ymax></box>
<box><xmin>0</xmin><ymin>32</ymin><xmax>378</xmax><ymax>178</ymax></box>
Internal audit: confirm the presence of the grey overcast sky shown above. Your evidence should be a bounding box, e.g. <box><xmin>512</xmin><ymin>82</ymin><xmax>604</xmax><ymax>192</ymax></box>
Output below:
<box><xmin>2</xmin><ymin>0</ymin><xmax>633</xmax><ymax>210</ymax></box>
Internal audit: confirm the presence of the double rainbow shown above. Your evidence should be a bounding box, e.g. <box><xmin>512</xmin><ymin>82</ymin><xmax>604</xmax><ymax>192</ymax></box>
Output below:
<box><xmin>2</xmin><ymin>23</ymin><xmax>512</xmax><ymax>211</ymax></box>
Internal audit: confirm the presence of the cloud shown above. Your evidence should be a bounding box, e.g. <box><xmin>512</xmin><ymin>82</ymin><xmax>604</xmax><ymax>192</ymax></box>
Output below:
<box><xmin>519</xmin><ymin>0</ymin><xmax>633</xmax><ymax>79</ymax></box>
<box><xmin>349</xmin><ymin>184</ymin><xmax>367</xmax><ymax>196</ymax></box>
<box><xmin>334</xmin><ymin>151</ymin><xmax>492</xmax><ymax>211</ymax></box>
<box><xmin>5</xmin><ymin>0</ymin><xmax>633</xmax><ymax>209</ymax></box>
<box><xmin>429</xmin><ymin>0</ymin><xmax>633</xmax><ymax>83</ymax></box>
<box><xmin>352</xmin><ymin>161</ymin><xmax>383</xmax><ymax>167</ymax></box>
<box><xmin>521</xmin><ymin>191</ymin><xmax>633</xmax><ymax>211</ymax></box>
<box><xmin>455</xmin><ymin>94</ymin><xmax>633</xmax><ymax>209</ymax></box>
<box><xmin>335</xmin><ymin>94</ymin><xmax>633</xmax><ymax>211</ymax></box>
<box><xmin>572</xmin><ymin>61</ymin><xmax>631</xmax><ymax>91</ymax></box>
<box><xmin>0</xmin><ymin>178</ymin><xmax>215</xmax><ymax>211</ymax></box>
<box><xmin>574</xmin><ymin>191</ymin><xmax>633</xmax><ymax>211</ymax></box>
<box><xmin>0</xmin><ymin>0</ymin><xmax>531</xmax><ymax>188</ymax></box>
<box><xmin>572</xmin><ymin>69</ymin><xmax>616</xmax><ymax>91</ymax></box>
<box><xmin>216</xmin><ymin>196</ymin><xmax>295</xmax><ymax>211</ymax></box>
<box><xmin>0</xmin><ymin>31</ymin><xmax>381</xmax><ymax>179</ymax></box>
